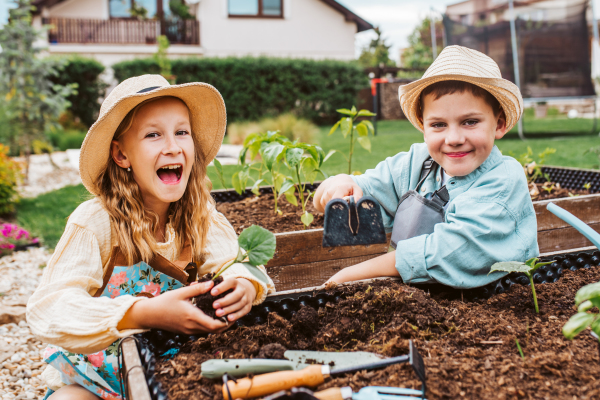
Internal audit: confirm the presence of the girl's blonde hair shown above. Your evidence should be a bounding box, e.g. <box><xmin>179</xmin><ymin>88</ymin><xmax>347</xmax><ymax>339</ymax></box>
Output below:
<box><xmin>97</xmin><ymin>96</ymin><xmax>214</xmax><ymax>265</ymax></box>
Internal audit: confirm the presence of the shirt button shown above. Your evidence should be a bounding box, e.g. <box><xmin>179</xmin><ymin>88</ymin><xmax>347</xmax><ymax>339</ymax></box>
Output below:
<box><xmin>436</xmin><ymin>177</ymin><xmax>440</xmax><ymax>182</ymax></box>
<box><xmin>421</xmin><ymin>187</ymin><xmax>426</xmax><ymax>193</ymax></box>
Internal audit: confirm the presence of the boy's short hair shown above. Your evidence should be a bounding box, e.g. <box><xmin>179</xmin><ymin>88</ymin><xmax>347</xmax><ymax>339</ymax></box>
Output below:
<box><xmin>417</xmin><ymin>81</ymin><xmax>503</xmax><ymax>122</ymax></box>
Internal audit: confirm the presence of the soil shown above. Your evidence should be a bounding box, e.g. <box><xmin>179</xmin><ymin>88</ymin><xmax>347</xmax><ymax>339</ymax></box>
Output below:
<box><xmin>192</xmin><ymin>274</ymin><xmax>232</xmax><ymax>320</ymax></box>
<box><xmin>157</xmin><ymin>267</ymin><xmax>600</xmax><ymax>400</ymax></box>
<box><xmin>216</xmin><ymin>193</ymin><xmax>324</xmax><ymax>234</ymax></box>
<box><xmin>216</xmin><ymin>185</ymin><xmax>594</xmax><ymax>234</ymax></box>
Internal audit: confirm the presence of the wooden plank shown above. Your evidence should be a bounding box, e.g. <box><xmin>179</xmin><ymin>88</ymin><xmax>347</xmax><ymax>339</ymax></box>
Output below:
<box><xmin>534</xmin><ymin>194</ymin><xmax>600</xmax><ymax>231</ymax></box>
<box><xmin>538</xmin><ymin>223</ymin><xmax>600</xmax><ymax>254</ymax></box>
<box><xmin>267</xmin><ymin>231</ymin><xmax>391</xmax><ymax>268</ymax></box>
<box><xmin>122</xmin><ymin>338</ymin><xmax>152</xmax><ymax>400</ymax></box>
<box><xmin>268</xmin><ymin>254</ymin><xmax>384</xmax><ymax>291</ymax></box>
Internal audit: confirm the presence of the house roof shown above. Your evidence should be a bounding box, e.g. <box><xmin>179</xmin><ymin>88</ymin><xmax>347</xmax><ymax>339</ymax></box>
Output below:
<box><xmin>32</xmin><ymin>0</ymin><xmax>374</xmax><ymax>32</ymax></box>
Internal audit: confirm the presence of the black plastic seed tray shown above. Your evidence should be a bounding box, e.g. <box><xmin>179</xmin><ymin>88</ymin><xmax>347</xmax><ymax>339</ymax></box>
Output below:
<box><xmin>211</xmin><ymin>183</ymin><xmax>321</xmax><ymax>203</ymax></box>
<box><xmin>539</xmin><ymin>166</ymin><xmax>600</xmax><ymax>193</ymax></box>
<box><xmin>131</xmin><ymin>248</ymin><xmax>600</xmax><ymax>400</ymax></box>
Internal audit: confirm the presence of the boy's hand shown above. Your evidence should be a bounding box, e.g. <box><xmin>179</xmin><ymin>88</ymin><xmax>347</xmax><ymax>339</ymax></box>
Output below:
<box><xmin>211</xmin><ymin>277</ymin><xmax>257</xmax><ymax>323</ymax></box>
<box><xmin>313</xmin><ymin>174</ymin><xmax>363</xmax><ymax>213</ymax></box>
<box><xmin>118</xmin><ymin>281</ymin><xmax>229</xmax><ymax>334</ymax></box>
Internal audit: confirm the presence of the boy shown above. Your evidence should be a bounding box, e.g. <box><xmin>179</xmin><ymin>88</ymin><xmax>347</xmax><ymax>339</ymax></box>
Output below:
<box><xmin>314</xmin><ymin>46</ymin><xmax>539</xmax><ymax>288</ymax></box>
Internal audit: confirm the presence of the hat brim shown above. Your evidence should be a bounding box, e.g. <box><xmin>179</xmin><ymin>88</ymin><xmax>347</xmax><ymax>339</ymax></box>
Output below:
<box><xmin>79</xmin><ymin>82</ymin><xmax>226</xmax><ymax>196</ymax></box>
<box><xmin>398</xmin><ymin>75</ymin><xmax>524</xmax><ymax>133</ymax></box>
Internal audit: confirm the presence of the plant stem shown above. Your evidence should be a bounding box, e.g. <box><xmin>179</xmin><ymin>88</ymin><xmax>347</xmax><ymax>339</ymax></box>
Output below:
<box><xmin>515</xmin><ymin>339</ymin><xmax>525</xmax><ymax>360</ymax></box>
<box><xmin>348</xmin><ymin>118</ymin><xmax>355</xmax><ymax>175</ymax></box>
<box><xmin>212</xmin><ymin>258</ymin><xmax>235</xmax><ymax>280</ymax></box>
<box><xmin>295</xmin><ymin>165</ymin><xmax>305</xmax><ymax>213</ymax></box>
<box><xmin>528</xmin><ymin>274</ymin><xmax>539</xmax><ymax>314</ymax></box>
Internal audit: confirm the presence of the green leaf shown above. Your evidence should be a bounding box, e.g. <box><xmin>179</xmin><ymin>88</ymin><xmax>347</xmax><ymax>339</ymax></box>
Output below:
<box><xmin>341</xmin><ymin>117</ymin><xmax>352</xmax><ymax>138</ymax></box>
<box><xmin>591</xmin><ymin>316</ymin><xmax>600</xmax><ymax>339</ymax></box>
<box><xmin>357</xmin><ymin>136</ymin><xmax>371</xmax><ymax>152</ymax></box>
<box><xmin>525</xmin><ymin>257</ymin><xmax>538</xmax><ymax>268</ymax></box>
<box><xmin>488</xmin><ymin>261</ymin><xmax>531</xmax><ymax>274</ymax></box>
<box><xmin>251</xmin><ymin>179</ymin><xmax>264</xmax><ymax>196</ymax></box>
<box><xmin>562</xmin><ymin>312</ymin><xmax>596</xmax><ymax>340</ymax></box>
<box><xmin>301</xmin><ymin>211</ymin><xmax>314</xmax><ymax>227</ymax></box>
<box><xmin>240</xmin><ymin>262</ymin><xmax>269</xmax><ymax>284</ymax></box>
<box><xmin>237</xmin><ymin>225</ymin><xmax>276</xmax><ymax>266</ymax></box>
<box><xmin>351</xmin><ymin>170</ymin><xmax>362</xmax><ymax>176</ymax></box>
<box><xmin>329</xmin><ymin>120</ymin><xmax>341</xmax><ymax>136</ymax></box>
<box><xmin>262</xmin><ymin>142</ymin><xmax>285</xmax><ymax>171</ymax></box>
<box><xmin>323</xmin><ymin>149</ymin><xmax>338</xmax><ymax>163</ymax></box>
<box><xmin>301</xmin><ymin>157</ymin><xmax>318</xmax><ymax>184</ymax></box>
<box><xmin>575</xmin><ymin>282</ymin><xmax>600</xmax><ymax>305</ymax></box>
<box><xmin>578</xmin><ymin>300</ymin><xmax>594</xmax><ymax>312</ymax></box>
<box><xmin>212</xmin><ymin>158</ymin><xmax>227</xmax><ymax>188</ymax></box>
<box><xmin>356</xmin><ymin>122</ymin><xmax>369</xmax><ymax>137</ymax></box>
<box><xmin>357</xmin><ymin>109</ymin><xmax>376</xmax><ymax>117</ymax></box>
<box><xmin>232</xmin><ymin>171</ymin><xmax>243</xmax><ymax>195</ymax></box>
<box><xmin>286</xmin><ymin>147</ymin><xmax>304</xmax><ymax>168</ymax></box>
<box><xmin>284</xmin><ymin>186</ymin><xmax>298</xmax><ymax>206</ymax></box>
<box><xmin>361</xmin><ymin>119</ymin><xmax>375</xmax><ymax>134</ymax></box>
<box><xmin>273</xmin><ymin>173</ymin><xmax>285</xmax><ymax>193</ymax></box>
<box><xmin>530</xmin><ymin>260</ymin><xmax>554</xmax><ymax>273</ymax></box>
<box><xmin>278</xmin><ymin>179</ymin><xmax>295</xmax><ymax>198</ymax></box>
<box><xmin>337</xmin><ymin>108</ymin><xmax>357</xmax><ymax>117</ymax></box>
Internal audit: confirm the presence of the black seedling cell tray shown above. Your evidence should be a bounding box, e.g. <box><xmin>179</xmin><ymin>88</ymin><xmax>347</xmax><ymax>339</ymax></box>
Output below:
<box><xmin>129</xmin><ymin>248</ymin><xmax>600</xmax><ymax>400</ymax></box>
<box><xmin>538</xmin><ymin>166</ymin><xmax>600</xmax><ymax>193</ymax></box>
<box><xmin>211</xmin><ymin>183</ymin><xmax>321</xmax><ymax>203</ymax></box>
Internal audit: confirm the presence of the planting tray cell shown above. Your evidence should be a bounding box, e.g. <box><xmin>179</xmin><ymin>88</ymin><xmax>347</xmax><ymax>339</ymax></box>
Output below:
<box><xmin>539</xmin><ymin>166</ymin><xmax>600</xmax><ymax>193</ymax></box>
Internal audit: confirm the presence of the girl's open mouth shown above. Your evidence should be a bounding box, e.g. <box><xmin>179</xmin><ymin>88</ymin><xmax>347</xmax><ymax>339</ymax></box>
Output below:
<box><xmin>156</xmin><ymin>164</ymin><xmax>182</xmax><ymax>184</ymax></box>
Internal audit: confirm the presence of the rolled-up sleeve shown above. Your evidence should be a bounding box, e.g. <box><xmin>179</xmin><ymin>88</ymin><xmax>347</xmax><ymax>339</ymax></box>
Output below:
<box><xmin>394</xmin><ymin>197</ymin><xmax>527</xmax><ymax>288</ymax></box>
<box><xmin>200</xmin><ymin>209</ymin><xmax>276</xmax><ymax>304</ymax></box>
<box><xmin>26</xmin><ymin>223</ymin><xmax>146</xmax><ymax>354</ymax></box>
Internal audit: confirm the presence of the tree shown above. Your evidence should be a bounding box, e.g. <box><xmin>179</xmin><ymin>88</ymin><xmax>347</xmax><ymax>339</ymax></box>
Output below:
<box><xmin>0</xmin><ymin>0</ymin><xmax>75</xmax><ymax>179</ymax></box>
<box><xmin>402</xmin><ymin>17</ymin><xmax>443</xmax><ymax>70</ymax></box>
<box><xmin>357</xmin><ymin>27</ymin><xmax>395</xmax><ymax>68</ymax></box>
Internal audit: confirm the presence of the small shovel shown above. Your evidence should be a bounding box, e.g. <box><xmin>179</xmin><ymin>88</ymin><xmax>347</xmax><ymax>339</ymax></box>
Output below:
<box><xmin>322</xmin><ymin>196</ymin><xmax>387</xmax><ymax>247</ymax></box>
<box><xmin>201</xmin><ymin>350</ymin><xmax>384</xmax><ymax>379</ymax></box>
<box><xmin>314</xmin><ymin>386</ymin><xmax>426</xmax><ymax>400</ymax></box>
<box><xmin>222</xmin><ymin>340</ymin><xmax>425</xmax><ymax>399</ymax></box>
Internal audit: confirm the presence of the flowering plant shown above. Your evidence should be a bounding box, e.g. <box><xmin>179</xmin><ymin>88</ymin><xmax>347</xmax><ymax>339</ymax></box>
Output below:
<box><xmin>0</xmin><ymin>223</ymin><xmax>38</xmax><ymax>255</ymax></box>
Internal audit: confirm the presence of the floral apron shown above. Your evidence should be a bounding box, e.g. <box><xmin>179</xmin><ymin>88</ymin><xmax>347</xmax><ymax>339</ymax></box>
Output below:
<box><xmin>43</xmin><ymin>243</ymin><xmax>197</xmax><ymax>400</ymax></box>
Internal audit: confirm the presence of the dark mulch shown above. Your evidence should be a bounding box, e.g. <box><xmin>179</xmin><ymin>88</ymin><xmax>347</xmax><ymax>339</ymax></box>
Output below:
<box><xmin>157</xmin><ymin>267</ymin><xmax>600</xmax><ymax>400</ymax></box>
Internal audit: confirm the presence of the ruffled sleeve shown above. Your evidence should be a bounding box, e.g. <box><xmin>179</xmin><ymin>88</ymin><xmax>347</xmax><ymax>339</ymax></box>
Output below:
<box><xmin>198</xmin><ymin>208</ymin><xmax>276</xmax><ymax>304</ymax></box>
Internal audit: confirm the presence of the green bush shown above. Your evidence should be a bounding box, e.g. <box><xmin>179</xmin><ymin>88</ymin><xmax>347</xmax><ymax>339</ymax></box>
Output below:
<box><xmin>51</xmin><ymin>56</ymin><xmax>108</xmax><ymax>128</ymax></box>
<box><xmin>228</xmin><ymin>113</ymin><xmax>318</xmax><ymax>145</ymax></box>
<box><xmin>48</xmin><ymin>130</ymin><xmax>86</xmax><ymax>150</ymax></box>
<box><xmin>0</xmin><ymin>144</ymin><xmax>21</xmax><ymax>215</ymax></box>
<box><xmin>112</xmin><ymin>57</ymin><xmax>368</xmax><ymax>124</ymax></box>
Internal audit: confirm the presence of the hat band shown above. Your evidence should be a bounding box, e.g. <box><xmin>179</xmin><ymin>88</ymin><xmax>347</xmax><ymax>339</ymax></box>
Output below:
<box><xmin>137</xmin><ymin>86</ymin><xmax>162</xmax><ymax>93</ymax></box>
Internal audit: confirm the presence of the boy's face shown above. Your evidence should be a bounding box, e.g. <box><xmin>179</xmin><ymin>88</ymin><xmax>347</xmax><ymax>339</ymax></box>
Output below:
<box><xmin>421</xmin><ymin>90</ymin><xmax>507</xmax><ymax>177</ymax></box>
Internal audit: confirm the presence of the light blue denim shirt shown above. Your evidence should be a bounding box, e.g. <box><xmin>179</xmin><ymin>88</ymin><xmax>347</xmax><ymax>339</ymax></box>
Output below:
<box><xmin>352</xmin><ymin>143</ymin><xmax>539</xmax><ymax>289</ymax></box>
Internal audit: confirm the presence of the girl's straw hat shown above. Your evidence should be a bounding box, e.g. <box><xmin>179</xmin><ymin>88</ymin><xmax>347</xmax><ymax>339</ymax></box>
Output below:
<box><xmin>79</xmin><ymin>74</ymin><xmax>226</xmax><ymax>195</ymax></box>
<box><xmin>399</xmin><ymin>45</ymin><xmax>523</xmax><ymax>133</ymax></box>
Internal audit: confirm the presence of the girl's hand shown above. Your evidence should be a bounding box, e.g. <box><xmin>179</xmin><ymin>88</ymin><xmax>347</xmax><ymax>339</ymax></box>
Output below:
<box><xmin>118</xmin><ymin>281</ymin><xmax>228</xmax><ymax>334</ymax></box>
<box><xmin>211</xmin><ymin>277</ymin><xmax>257</xmax><ymax>323</ymax></box>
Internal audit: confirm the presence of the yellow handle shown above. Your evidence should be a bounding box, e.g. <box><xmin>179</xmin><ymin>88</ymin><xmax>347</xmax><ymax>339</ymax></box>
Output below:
<box><xmin>222</xmin><ymin>365</ymin><xmax>326</xmax><ymax>399</ymax></box>
<box><xmin>314</xmin><ymin>387</ymin><xmax>345</xmax><ymax>400</ymax></box>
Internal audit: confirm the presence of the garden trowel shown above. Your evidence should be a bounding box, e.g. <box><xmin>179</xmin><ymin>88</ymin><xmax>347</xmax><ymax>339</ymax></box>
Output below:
<box><xmin>201</xmin><ymin>350</ymin><xmax>384</xmax><ymax>379</ymax></box>
<box><xmin>322</xmin><ymin>196</ymin><xmax>387</xmax><ymax>247</ymax></box>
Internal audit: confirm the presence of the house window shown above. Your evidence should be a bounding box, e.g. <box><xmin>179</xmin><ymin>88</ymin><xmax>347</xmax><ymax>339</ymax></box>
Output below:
<box><xmin>109</xmin><ymin>0</ymin><xmax>171</xmax><ymax>19</ymax></box>
<box><xmin>229</xmin><ymin>0</ymin><xmax>283</xmax><ymax>18</ymax></box>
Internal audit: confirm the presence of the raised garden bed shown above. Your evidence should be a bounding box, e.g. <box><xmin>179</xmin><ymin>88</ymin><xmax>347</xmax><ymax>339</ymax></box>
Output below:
<box><xmin>120</xmin><ymin>248</ymin><xmax>600</xmax><ymax>400</ymax></box>
<box><xmin>213</xmin><ymin>166</ymin><xmax>600</xmax><ymax>291</ymax></box>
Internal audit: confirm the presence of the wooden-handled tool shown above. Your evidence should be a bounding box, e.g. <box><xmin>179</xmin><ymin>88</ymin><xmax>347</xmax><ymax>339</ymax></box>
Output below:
<box><xmin>314</xmin><ymin>386</ymin><xmax>427</xmax><ymax>400</ymax></box>
<box><xmin>314</xmin><ymin>387</ymin><xmax>353</xmax><ymax>400</ymax></box>
<box><xmin>222</xmin><ymin>340</ymin><xmax>423</xmax><ymax>400</ymax></box>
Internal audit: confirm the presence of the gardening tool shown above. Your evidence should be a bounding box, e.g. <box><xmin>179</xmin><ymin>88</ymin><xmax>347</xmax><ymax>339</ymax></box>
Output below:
<box><xmin>314</xmin><ymin>386</ymin><xmax>426</xmax><ymax>400</ymax></box>
<box><xmin>221</xmin><ymin>340</ymin><xmax>425</xmax><ymax>399</ymax></box>
<box><xmin>546</xmin><ymin>203</ymin><xmax>600</xmax><ymax>249</ymax></box>
<box><xmin>322</xmin><ymin>196</ymin><xmax>387</xmax><ymax>247</ymax></box>
<box><xmin>201</xmin><ymin>350</ymin><xmax>385</xmax><ymax>379</ymax></box>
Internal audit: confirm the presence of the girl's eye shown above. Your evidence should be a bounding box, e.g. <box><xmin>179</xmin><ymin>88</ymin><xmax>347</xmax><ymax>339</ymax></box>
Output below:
<box><xmin>464</xmin><ymin>119</ymin><xmax>479</xmax><ymax>126</ymax></box>
<box><xmin>176</xmin><ymin>130</ymin><xmax>189</xmax><ymax>136</ymax></box>
<box><xmin>145</xmin><ymin>132</ymin><xmax>159</xmax><ymax>138</ymax></box>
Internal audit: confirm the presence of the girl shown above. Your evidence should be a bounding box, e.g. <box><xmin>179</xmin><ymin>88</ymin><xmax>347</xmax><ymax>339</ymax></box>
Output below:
<box><xmin>26</xmin><ymin>75</ymin><xmax>275</xmax><ymax>400</ymax></box>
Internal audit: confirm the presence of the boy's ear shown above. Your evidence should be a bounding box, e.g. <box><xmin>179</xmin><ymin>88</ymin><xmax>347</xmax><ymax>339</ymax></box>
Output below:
<box><xmin>110</xmin><ymin>140</ymin><xmax>130</xmax><ymax>169</ymax></box>
<box><xmin>494</xmin><ymin>110</ymin><xmax>508</xmax><ymax>140</ymax></box>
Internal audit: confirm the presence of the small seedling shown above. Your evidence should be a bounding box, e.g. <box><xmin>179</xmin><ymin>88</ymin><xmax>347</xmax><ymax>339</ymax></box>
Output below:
<box><xmin>329</xmin><ymin>106</ymin><xmax>376</xmax><ymax>175</ymax></box>
<box><xmin>562</xmin><ymin>282</ymin><xmax>600</xmax><ymax>352</ymax></box>
<box><xmin>513</xmin><ymin>146</ymin><xmax>556</xmax><ymax>184</ymax></box>
<box><xmin>584</xmin><ymin>182</ymin><xmax>592</xmax><ymax>190</ymax></box>
<box><xmin>515</xmin><ymin>339</ymin><xmax>525</xmax><ymax>360</ymax></box>
<box><xmin>212</xmin><ymin>225</ymin><xmax>276</xmax><ymax>282</ymax></box>
<box><xmin>489</xmin><ymin>257</ymin><xmax>554</xmax><ymax>313</ymax></box>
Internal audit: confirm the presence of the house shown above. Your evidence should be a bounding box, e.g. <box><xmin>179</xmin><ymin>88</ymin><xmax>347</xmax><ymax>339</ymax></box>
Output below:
<box><xmin>31</xmin><ymin>0</ymin><xmax>373</xmax><ymax>66</ymax></box>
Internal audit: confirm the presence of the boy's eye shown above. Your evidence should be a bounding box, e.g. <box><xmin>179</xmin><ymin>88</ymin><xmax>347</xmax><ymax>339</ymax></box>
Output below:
<box><xmin>464</xmin><ymin>119</ymin><xmax>479</xmax><ymax>126</ymax></box>
<box><xmin>431</xmin><ymin>122</ymin><xmax>446</xmax><ymax>129</ymax></box>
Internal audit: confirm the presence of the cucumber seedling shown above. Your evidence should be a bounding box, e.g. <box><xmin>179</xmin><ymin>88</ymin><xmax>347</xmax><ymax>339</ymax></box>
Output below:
<box><xmin>489</xmin><ymin>257</ymin><xmax>554</xmax><ymax>313</ymax></box>
<box><xmin>562</xmin><ymin>282</ymin><xmax>600</xmax><ymax>359</ymax></box>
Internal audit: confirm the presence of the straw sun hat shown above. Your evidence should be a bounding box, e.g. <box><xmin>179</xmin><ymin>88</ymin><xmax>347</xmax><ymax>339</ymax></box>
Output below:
<box><xmin>79</xmin><ymin>74</ymin><xmax>226</xmax><ymax>195</ymax></box>
<box><xmin>399</xmin><ymin>45</ymin><xmax>523</xmax><ymax>133</ymax></box>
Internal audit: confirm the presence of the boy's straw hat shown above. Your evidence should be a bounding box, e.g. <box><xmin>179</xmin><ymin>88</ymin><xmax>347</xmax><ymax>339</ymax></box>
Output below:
<box><xmin>79</xmin><ymin>74</ymin><xmax>226</xmax><ymax>195</ymax></box>
<box><xmin>399</xmin><ymin>45</ymin><xmax>523</xmax><ymax>133</ymax></box>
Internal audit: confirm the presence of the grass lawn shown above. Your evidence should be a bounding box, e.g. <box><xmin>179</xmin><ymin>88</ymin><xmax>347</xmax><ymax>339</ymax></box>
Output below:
<box><xmin>17</xmin><ymin>119</ymin><xmax>600</xmax><ymax>248</ymax></box>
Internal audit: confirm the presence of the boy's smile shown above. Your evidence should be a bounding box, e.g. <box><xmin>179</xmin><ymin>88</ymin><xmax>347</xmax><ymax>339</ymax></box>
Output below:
<box><xmin>421</xmin><ymin>90</ymin><xmax>507</xmax><ymax>177</ymax></box>
<box><xmin>111</xmin><ymin>97</ymin><xmax>195</xmax><ymax>212</ymax></box>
